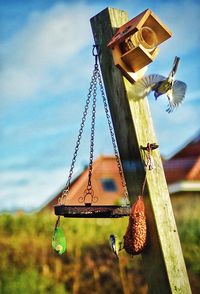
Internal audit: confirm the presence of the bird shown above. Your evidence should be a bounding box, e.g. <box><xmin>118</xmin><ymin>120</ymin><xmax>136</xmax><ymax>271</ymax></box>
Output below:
<box><xmin>109</xmin><ymin>234</ymin><xmax>123</xmax><ymax>258</ymax></box>
<box><xmin>134</xmin><ymin>56</ymin><xmax>187</xmax><ymax>113</ymax></box>
<box><xmin>52</xmin><ymin>227</ymin><xmax>67</xmax><ymax>255</ymax></box>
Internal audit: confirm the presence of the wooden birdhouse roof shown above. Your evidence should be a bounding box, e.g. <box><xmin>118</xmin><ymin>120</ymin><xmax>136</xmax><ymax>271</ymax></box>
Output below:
<box><xmin>107</xmin><ymin>8</ymin><xmax>172</xmax><ymax>49</ymax></box>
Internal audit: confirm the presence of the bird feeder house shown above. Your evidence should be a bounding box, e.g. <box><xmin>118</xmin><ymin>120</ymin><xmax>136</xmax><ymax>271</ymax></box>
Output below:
<box><xmin>107</xmin><ymin>9</ymin><xmax>172</xmax><ymax>83</ymax></box>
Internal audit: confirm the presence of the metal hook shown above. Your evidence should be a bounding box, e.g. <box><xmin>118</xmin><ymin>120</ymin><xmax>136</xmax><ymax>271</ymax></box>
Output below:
<box><xmin>92</xmin><ymin>44</ymin><xmax>101</xmax><ymax>65</ymax></box>
<box><xmin>140</xmin><ymin>143</ymin><xmax>159</xmax><ymax>195</ymax></box>
<box><xmin>140</xmin><ymin>143</ymin><xmax>158</xmax><ymax>170</ymax></box>
<box><xmin>92</xmin><ymin>44</ymin><xmax>101</xmax><ymax>56</ymax></box>
<box><xmin>140</xmin><ymin>143</ymin><xmax>159</xmax><ymax>151</ymax></box>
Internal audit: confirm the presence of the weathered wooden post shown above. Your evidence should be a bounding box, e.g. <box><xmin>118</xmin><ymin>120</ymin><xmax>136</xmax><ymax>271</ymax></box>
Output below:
<box><xmin>90</xmin><ymin>7</ymin><xmax>191</xmax><ymax>294</ymax></box>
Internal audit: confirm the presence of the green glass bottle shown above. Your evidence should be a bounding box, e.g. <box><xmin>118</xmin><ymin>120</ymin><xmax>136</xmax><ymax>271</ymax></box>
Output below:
<box><xmin>52</xmin><ymin>227</ymin><xmax>67</xmax><ymax>255</ymax></box>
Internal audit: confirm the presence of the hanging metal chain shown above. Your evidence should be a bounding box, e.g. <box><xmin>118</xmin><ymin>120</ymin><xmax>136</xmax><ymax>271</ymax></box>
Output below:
<box><xmin>87</xmin><ymin>63</ymin><xmax>97</xmax><ymax>187</ymax></box>
<box><xmin>59</xmin><ymin>44</ymin><xmax>129</xmax><ymax>206</ymax></box>
<box><xmin>96</xmin><ymin>61</ymin><xmax>129</xmax><ymax>205</ymax></box>
<box><xmin>78</xmin><ymin>47</ymin><xmax>99</xmax><ymax>205</ymax></box>
<box><xmin>58</xmin><ymin>58</ymin><xmax>97</xmax><ymax>205</ymax></box>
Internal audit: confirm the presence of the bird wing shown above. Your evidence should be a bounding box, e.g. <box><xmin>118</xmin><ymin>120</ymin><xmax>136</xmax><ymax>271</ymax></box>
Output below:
<box><xmin>168</xmin><ymin>56</ymin><xmax>180</xmax><ymax>79</ymax></box>
<box><xmin>166</xmin><ymin>80</ymin><xmax>187</xmax><ymax>113</ymax></box>
<box><xmin>134</xmin><ymin>74</ymin><xmax>166</xmax><ymax>98</ymax></box>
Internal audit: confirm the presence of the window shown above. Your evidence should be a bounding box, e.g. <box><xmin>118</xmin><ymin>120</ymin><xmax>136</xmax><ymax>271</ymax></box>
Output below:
<box><xmin>101</xmin><ymin>178</ymin><xmax>117</xmax><ymax>192</ymax></box>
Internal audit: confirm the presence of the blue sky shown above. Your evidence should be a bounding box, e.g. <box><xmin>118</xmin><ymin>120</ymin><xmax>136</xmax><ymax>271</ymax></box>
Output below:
<box><xmin>0</xmin><ymin>0</ymin><xmax>199</xmax><ymax>211</ymax></box>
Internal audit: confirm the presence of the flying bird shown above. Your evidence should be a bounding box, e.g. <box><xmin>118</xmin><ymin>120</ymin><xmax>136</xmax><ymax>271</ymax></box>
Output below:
<box><xmin>134</xmin><ymin>56</ymin><xmax>187</xmax><ymax>113</ymax></box>
<box><xmin>109</xmin><ymin>234</ymin><xmax>123</xmax><ymax>258</ymax></box>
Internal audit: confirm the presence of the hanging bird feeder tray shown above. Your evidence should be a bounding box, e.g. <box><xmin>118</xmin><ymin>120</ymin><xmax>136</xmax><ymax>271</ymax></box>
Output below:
<box><xmin>54</xmin><ymin>205</ymin><xmax>130</xmax><ymax>218</ymax></box>
<box><xmin>53</xmin><ymin>45</ymin><xmax>130</xmax><ymax>218</ymax></box>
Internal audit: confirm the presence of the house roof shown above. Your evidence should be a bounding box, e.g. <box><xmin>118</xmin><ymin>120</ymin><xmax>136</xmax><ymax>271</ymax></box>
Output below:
<box><xmin>163</xmin><ymin>157</ymin><xmax>199</xmax><ymax>184</ymax></box>
<box><xmin>45</xmin><ymin>155</ymin><xmax>128</xmax><ymax>209</ymax></box>
<box><xmin>170</xmin><ymin>130</ymin><xmax>200</xmax><ymax>159</ymax></box>
<box><xmin>163</xmin><ymin>130</ymin><xmax>200</xmax><ymax>184</ymax></box>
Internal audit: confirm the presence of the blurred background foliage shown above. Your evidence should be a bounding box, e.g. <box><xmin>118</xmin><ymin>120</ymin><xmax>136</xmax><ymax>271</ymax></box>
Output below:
<box><xmin>0</xmin><ymin>200</ymin><xmax>200</xmax><ymax>294</ymax></box>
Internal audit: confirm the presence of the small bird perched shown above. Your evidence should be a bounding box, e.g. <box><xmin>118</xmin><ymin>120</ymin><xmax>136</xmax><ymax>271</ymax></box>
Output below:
<box><xmin>109</xmin><ymin>234</ymin><xmax>123</xmax><ymax>258</ymax></box>
<box><xmin>134</xmin><ymin>56</ymin><xmax>187</xmax><ymax>113</ymax></box>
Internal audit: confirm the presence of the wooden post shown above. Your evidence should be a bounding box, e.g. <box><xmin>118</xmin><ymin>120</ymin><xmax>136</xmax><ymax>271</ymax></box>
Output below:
<box><xmin>90</xmin><ymin>7</ymin><xmax>191</xmax><ymax>294</ymax></box>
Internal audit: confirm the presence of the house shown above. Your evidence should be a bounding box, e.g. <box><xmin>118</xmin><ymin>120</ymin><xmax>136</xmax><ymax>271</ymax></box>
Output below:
<box><xmin>44</xmin><ymin>155</ymin><xmax>127</xmax><ymax>210</ymax></box>
<box><xmin>163</xmin><ymin>130</ymin><xmax>200</xmax><ymax>194</ymax></box>
<box><xmin>42</xmin><ymin>131</ymin><xmax>200</xmax><ymax>211</ymax></box>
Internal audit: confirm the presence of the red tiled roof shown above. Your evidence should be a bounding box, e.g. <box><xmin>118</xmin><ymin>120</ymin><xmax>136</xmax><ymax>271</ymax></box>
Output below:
<box><xmin>186</xmin><ymin>156</ymin><xmax>200</xmax><ymax>180</ymax></box>
<box><xmin>163</xmin><ymin>157</ymin><xmax>198</xmax><ymax>184</ymax></box>
<box><xmin>164</xmin><ymin>131</ymin><xmax>200</xmax><ymax>183</ymax></box>
<box><xmin>48</xmin><ymin>156</ymin><xmax>126</xmax><ymax>208</ymax></box>
<box><xmin>171</xmin><ymin>131</ymin><xmax>200</xmax><ymax>159</ymax></box>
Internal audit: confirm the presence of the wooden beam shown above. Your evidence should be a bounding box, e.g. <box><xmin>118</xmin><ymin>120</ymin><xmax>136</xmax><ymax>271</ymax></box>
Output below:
<box><xmin>90</xmin><ymin>7</ymin><xmax>191</xmax><ymax>294</ymax></box>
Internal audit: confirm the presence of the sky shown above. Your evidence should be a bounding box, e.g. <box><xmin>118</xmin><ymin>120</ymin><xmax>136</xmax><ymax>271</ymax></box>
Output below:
<box><xmin>0</xmin><ymin>0</ymin><xmax>199</xmax><ymax>211</ymax></box>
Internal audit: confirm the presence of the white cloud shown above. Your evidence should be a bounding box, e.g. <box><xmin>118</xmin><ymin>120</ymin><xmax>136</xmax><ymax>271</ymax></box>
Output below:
<box><xmin>0</xmin><ymin>166</ymin><xmax>81</xmax><ymax>211</ymax></box>
<box><xmin>0</xmin><ymin>3</ymin><xmax>95</xmax><ymax>100</ymax></box>
<box><xmin>0</xmin><ymin>68</ymin><xmax>40</xmax><ymax>99</ymax></box>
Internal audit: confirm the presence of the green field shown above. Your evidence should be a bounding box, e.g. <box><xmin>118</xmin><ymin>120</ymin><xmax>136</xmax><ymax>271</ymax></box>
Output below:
<box><xmin>0</xmin><ymin>199</ymin><xmax>199</xmax><ymax>294</ymax></box>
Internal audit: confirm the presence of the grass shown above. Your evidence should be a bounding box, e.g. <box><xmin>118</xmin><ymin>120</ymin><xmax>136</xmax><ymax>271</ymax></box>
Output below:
<box><xmin>0</xmin><ymin>195</ymin><xmax>200</xmax><ymax>293</ymax></box>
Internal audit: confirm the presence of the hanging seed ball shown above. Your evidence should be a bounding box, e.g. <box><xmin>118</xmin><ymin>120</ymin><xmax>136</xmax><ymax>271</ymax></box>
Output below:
<box><xmin>124</xmin><ymin>195</ymin><xmax>147</xmax><ymax>255</ymax></box>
